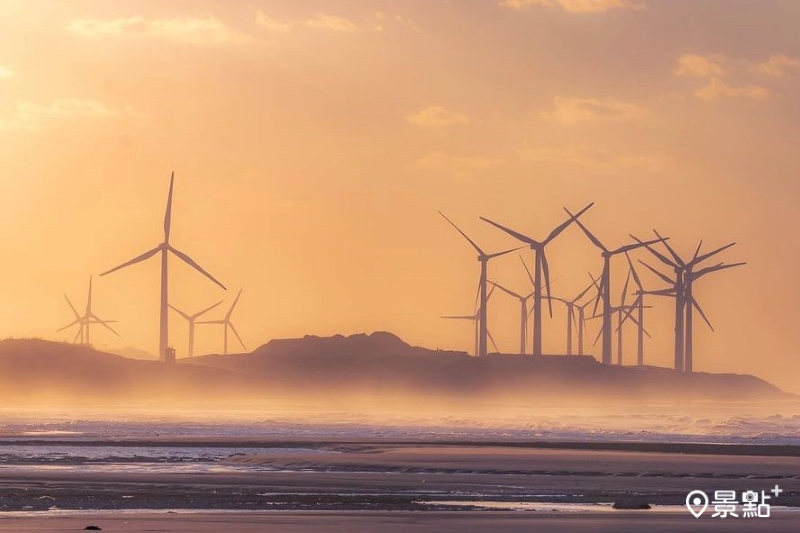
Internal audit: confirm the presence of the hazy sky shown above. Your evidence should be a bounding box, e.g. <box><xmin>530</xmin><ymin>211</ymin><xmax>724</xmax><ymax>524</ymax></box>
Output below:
<box><xmin>2</xmin><ymin>1</ymin><xmax>799</xmax><ymax>391</ymax></box>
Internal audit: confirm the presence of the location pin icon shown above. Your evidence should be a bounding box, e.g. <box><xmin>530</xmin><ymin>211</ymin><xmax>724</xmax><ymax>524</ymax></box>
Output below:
<box><xmin>686</xmin><ymin>490</ymin><xmax>709</xmax><ymax>518</ymax></box>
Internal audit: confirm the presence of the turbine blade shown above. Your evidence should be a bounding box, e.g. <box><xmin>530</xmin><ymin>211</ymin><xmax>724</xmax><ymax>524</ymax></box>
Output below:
<box><xmin>691</xmin><ymin>240</ymin><xmax>704</xmax><ymax>263</ymax></box>
<box><xmin>621</xmin><ymin>269</ymin><xmax>631</xmax><ymax>306</ymax></box>
<box><xmin>487</xmin><ymin>329</ymin><xmax>500</xmax><ymax>353</ymax></box>
<box><xmin>653</xmin><ymin>229</ymin><xmax>685</xmax><ymax>267</ymax></box>
<box><xmin>226</xmin><ymin>289</ymin><xmax>243</xmax><ymax>319</ymax></box>
<box><xmin>564</xmin><ymin>209</ymin><xmax>606</xmax><ymax>252</ymax></box>
<box><xmin>91</xmin><ymin>316</ymin><xmax>120</xmax><ymax>337</ymax></box>
<box><xmin>693</xmin><ymin>261</ymin><xmax>746</xmax><ymax>279</ymax></box>
<box><xmin>630</xmin><ymin>234</ymin><xmax>677</xmax><ymax>268</ymax></box>
<box><xmin>64</xmin><ymin>294</ymin><xmax>80</xmax><ymax>320</ymax></box>
<box><xmin>439</xmin><ymin>211</ymin><xmax>485</xmax><ymax>256</ymax></box>
<box><xmin>574</xmin><ymin>277</ymin><xmax>596</xmax><ymax>302</ymax></box>
<box><xmin>168</xmin><ymin>304</ymin><xmax>191</xmax><ymax>321</ymax></box>
<box><xmin>229</xmin><ymin>322</ymin><xmax>247</xmax><ymax>351</ymax></box>
<box><xmin>693</xmin><ymin>242</ymin><xmax>736</xmax><ymax>266</ymax></box>
<box><xmin>545</xmin><ymin>202</ymin><xmax>594</xmax><ymax>244</ymax></box>
<box><xmin>441</xmin><ymin>315</ymin><xmax>474</xmax><ymax>320</ymax></box>
<box><xmin>520</xmin><ymin>255</ymin><xmax>536</xmax><ymax>288</ymax></box>
<box><xmin>691</xmin><ymin>296</ymin><xmax>715</xmax><ymax>332</ymax></box>
<box><xmin>164</xmin><ymin>171</ymin><xmax>174</xmax><ymax>243</ymax></box>
<box><xmin>592</xmin><ymin>326</ymin><xmax>602</xmax><ymax>347</ymax></box>
<box><xmin>86</xmin><ymin>275</ymin><xmax>93</xmax><ymax>315</ymax></box>
<box><xmin>479</xmin><ymin>217</ymin><xmax>538</xmax><ymax>245</ymax></box>
<box><xmin>613</xmin><ymin>237</ymin><xmax>666</xmax><ymax>256</ymax></box>
<box><xmin>487</xmin><ymin>245</ymin><xmax>525</xmax><ymax>260</ymax></box>
<box><xmin>100</xmin><ymin>245</ymin><xmax>162</xmax><ymax>277</ymax></box>
<box><xmin>193</xmin><ymin>300</ymin><xmax>224</xmax><ymax>319</ymax></box>
<box><xmin>57</xmin><ymin>319</ymin><xmax>81</xmax><ymax>332</ymax></box>
<box><xmin>489</xmin><ymin>281</ymin><xmax>522</xmax><ymax>300</ymax></box>
<box><xmin>624</xmin><ymin>252</ymin><xmax>643</xmax><ymax>290</ymax></box>
<box><xmin>169</xmin><ymin>245</ymin><xmax>226</xmax><ymax>290</ymax></box>
<box><xmin>540</xmin><ymin>252</ymin><xmax>553</xmax><ymax>318</ymax></box>
<box><xmin>618</xmin><ymin>303</ymin><xmax>637</xmax><ymax>329</ymax></box>
<box><xmin>73</xmin><ymin>326</ymin><xmax>83</xmax><ymax>344</ymax></box>
<box><xmin>638</xmin><ymin>260</ymin><xmax>675</xmax><ymax>286</ymax></box>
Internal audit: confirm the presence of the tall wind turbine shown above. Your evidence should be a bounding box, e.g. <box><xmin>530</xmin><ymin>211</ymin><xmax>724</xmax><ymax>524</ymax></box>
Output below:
<box><xmin>636</xmin><ymin>233</ymin><xmax>744</xmax><ymax>372</ymax></box>
<box><xmin>480</xmin><ymin>203</ymin><xmax>594</xmax><ymax>357</ymax></box>
<box><xmin>169</xmin><ymin>300</ymin><xmax>223</xmax><ymax>357</ymax></box>
<box><xmin>619</xmin><ymin>253</ymin><xmax>665</xmax><ymax>367</ymax></box>
<box><xmin>567</xmin><ymin>211</ymin><xmax>664</xmax><ymax>365</ymax></box>
<box><xmin>100</xmin><ymin>172</ymin><xmax>226</xmax><ymax>361</ymax></box>
<box><xmin>198</xmin><ymin>289</ymin><xmax>246</xmax><ymax>355</ymax></box>
<box><xmin>489</xmin><ymin>281</ymin><xmax>533</xmax><ymax>355</ymax></box>
<box><xmin>58</xmin><ymin>275</ymin><xmax>119</xmax><ymax>345</ymax></box>
<box><xmin>551</xmin><ymin>277</ymin><xmax>597</xmax><ymax>356</ymax></box>
<box><xmin>439</xmin><ymin>212</ymin><xmax>520</xmax><ymax>358</ymax></box>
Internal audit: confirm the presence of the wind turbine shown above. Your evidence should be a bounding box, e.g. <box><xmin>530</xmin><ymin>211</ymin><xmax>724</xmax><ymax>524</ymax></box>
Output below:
<box><xmin>439</xmin><ymin>212</ymin><xmax>521</xmax><ymax>358</ymax></box>
<box><xmin>635</xmin><ymin>232</ymin><xmax>744</xmax><ymax>372</ymax></box>
<box><xmin>197</xmin><ymin>289</ymin><xmax>246</xmax><ymax>355</ymax></box>
<box><xmin>480</xmin><ymin>203</ymin><xmax>594</xmax><ymax>357</ymax></box>
<box><xmin>100</xmin><ymin>172</ymin><xmax>226</xmax><ymax>361</ymax></box>
<box><xmin>618</xmin><ymin>253</ymin><xmax>663</xmax><ymax>367</ymax></box>
<box><xmin>567</xmin><ymin>210</ymin><xmax>664</xmax><ymax>365</ymax></box>
<box><xmin>442</xmin><ymin>282</ymin><xmax>499</xmax><ymax>356</ymax></box>
<box><xmin>169</xmin><ymin>300</ymin><xmax>223</xmax><ymax>357</ymax></box>
<box><xmin>551</xmin><ymin>276</ymin><xmax>597</xmax><ymax>356</ymax></box>
<box><xmin>58</xmin><ymin>275</ymin><xmax>119</xmax><ymax>345</ymax></box>
<box><xmin>489</xmin><ymin>280</ymin><xmax>533</xmax><ymax>355</ymax></box>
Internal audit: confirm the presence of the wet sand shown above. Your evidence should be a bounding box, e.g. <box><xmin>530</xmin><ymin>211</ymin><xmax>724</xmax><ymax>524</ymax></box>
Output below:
<box><xmin>1</xmin><ymin>510</ymin><xmax>799</xmax><ymax>533</ymax></box>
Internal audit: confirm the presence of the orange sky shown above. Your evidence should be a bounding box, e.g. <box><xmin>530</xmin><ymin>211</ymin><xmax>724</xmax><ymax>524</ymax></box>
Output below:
<box><xmin>1</xmin><ymin>0</ymin><xmax>799</xmax><ymax>391</ymax></box>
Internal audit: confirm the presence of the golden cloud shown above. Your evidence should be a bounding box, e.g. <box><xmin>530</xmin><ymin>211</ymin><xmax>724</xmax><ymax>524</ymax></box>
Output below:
<box><xmin>406</xmin><ymin>106</ymin><xmax>470</xmax><ymax>128</ymax></box>
<box><xmin>540</xmin><ymin>97</ymin><xmax>650</xmax><ymax>124</ymax></box>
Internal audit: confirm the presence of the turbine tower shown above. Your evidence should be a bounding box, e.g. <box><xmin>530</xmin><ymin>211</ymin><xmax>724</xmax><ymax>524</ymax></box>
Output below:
<box><xmin>442</xmin><ymin>283</ymin><xmax>499</xmax><ymax>356</ymax></box>
<box><xmin>480</xmin><ymin>203</ymin><xmax>594</xmax><ymax>357</ymax></box>
<box><xmin>58</xmin><ymin>275</ymin><xmax>119</xmax><ymax>345</ymax></box>
<box><xmin>635</xmin><ymin>233</ymin><xmax>744</xmax><ymax>372</ymax></box>
<box><xmin>489</xmin><ymin>280</ymin><xmax>533</xmax><ymax>355</ymax></box>
<box><xmin>198</xmin><ymin>289</ymin><xmax>246</xmax><ymax>355</ymax></box>
<box><xmin>169</xmin><ymin>300</ymin><xmax>223</xmax><ymax>357</ymax></box>
<box><xmin>567</xmin><ymin>210</ymin><xmax>663</xmax><ymax>365</ymax></box>
<box><xmin>439</xmin><ymin>212</ymin><xmax>520</xmax><ymax>358</ymax></box>
<box><xmin>100</xmin><ymin>172</ymin><xmax>226</xmax><ymax>361</ymax></box>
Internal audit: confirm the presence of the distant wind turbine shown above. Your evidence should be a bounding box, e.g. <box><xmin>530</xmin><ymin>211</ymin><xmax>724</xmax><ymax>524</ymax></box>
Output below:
<box><xmin>567</xmin><ymin>210</ymin><xmax>664</xmax><ymax>365</ymax></box>
<box><xmin>442</xmin><ymin>282</ymin><xmax>499</xmax><ymax>356</ymax></box>
<box><xmin>489</xmin><ymin>280</ymin><xmax>533</xmax><ymax>355</ymax></box>
<box><xmin>99</xmin><ymin>172</ymin><xmax>226</xmax><ymax>361</ymax></box>
<box><xmin>58</xmin><ymin>275</ymin><xmax>119</xmax><ymax>345</ymax></box>
<box><xmin>480</xmin><ymin>203</ymin><xmax>594</xmax><ymax>357</ymax></box>
<box><xmin>439</xmin><ymin>212</ymin><xmax>521</xmax><ymax>358</ymax></box>
<box><xmin>198</xmin><ymin>289</ymin><xmax>246</xmax><ymax>355</ymax></box>
<box><xmin>551</xmin><ymin>276</ymin><xmax>597</xmax><ymax>356</ymax></box>
<box><xmin>169</xmin><ymin>300</ymin><xmax>223</xmax><ymax>358</ymax></box>
<box><xmin>618</xmin><ymin>253</ymin><xmax>662</xmax><ymax>367</ymax></box>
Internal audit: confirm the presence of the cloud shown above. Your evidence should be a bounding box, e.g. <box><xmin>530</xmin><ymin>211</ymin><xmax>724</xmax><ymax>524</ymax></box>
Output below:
<box><xmin>694</xmin><ymin>78</ymin><xmax>771</xmax><ymax>102</ymax></box>
<box><xmin>540</xmin><ymin>96</ymin><xmax>650</xmax><ymax>124</ymax></box>
<box><xmin>255</xmin><ymin>12</ymin><xmax>294</xmax><ymax>33</ymax></box>
<box><xmin>518</xmin><ymin>145</ymin><xmax>669</xmax><ymax>172</ymax></box>
<box><xmin>303</xmin><ymin>14</ymin><xmax>358</xmax><ymax>32</ymax></box>
<box><xmin>500</xmin><ymin>0</ymin><xmax>645</xmax><ymax>13</ymax></box>
<box><xmin>406</xmin><ymin>106</ymin><xmax>470</xmax><ymax>128</ymax></box>
<box><xmin>0</xmin><ymin>98</ymin><xmax>133</xmax><ymax>131</ymax></box>
<box><xmin>0</xmin><ymin>65</ymin><xmax>14</xmax><ymax>79</ymax></box>
<box><xmin>673</xmin><ymin>53</ymin><xmax>727</xmax><ymax>77</ymax></box>
<box><xmin>752</xmin><ymin>54</ymin><xmax>800</xmax><ymax>78</ymax></box>
<box><xmin>68</xmin><ymin>15</ymin><xmax>253</xmax><ymax>45</ymax></box>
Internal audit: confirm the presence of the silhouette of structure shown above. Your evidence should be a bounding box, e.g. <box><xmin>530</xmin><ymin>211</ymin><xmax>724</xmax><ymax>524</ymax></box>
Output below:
<box><xmin>442</xmin><ymin>283</ymin><xmax>499</xmax><ymax>356</ymax></box>
<box><xmin>164</xmin><ymin>345</ymin><xmax>176</xmax><ymax>364</ymax></box>
<box><xmin>618</xmin><ymin>254</ymin><xmax>662</xmax><ymax>366</ymax></box>
<box><xmin>480</xmin><ymin>203</ymin><xmax>594</xmax><ymax>357</ymax></box>
<box><xmin>58</xmin><ymin>275</ymin><xmax>119</xmax><ymax>345</ymax></box>
<box><xmin>552</xmin><ymin>276</ymin><xmax>597</xmax><ymax>356</ymax></box>
<box><xmin>198</xmin><ymin>289</ymin><xmax>246</xmax><ymax>355</ymax></box>
<box><xmin>489</xmin><ymin>280</ymin><xmax>533</xmax><ymax>355</ymax></box>
<box><xmin>567</xmin><ymin>210</ymin><xmax>663</xmax><ymax>365</ymax></box>
<box><xmin>439</xmin><ymin>212</ymin><xmax>520</xmax><ymax>358</ymax></box>
<box><xmin>100</xmin><ymin>172</ymin><xmax>226</xmax><ymax>361</ymax></box>
<box><xmin>169</xmin><ymin>300</ymin><xmax>223</xmax><ymax>357</ymax></box>
<box><xmin>635</xmin><ymin>232</ymin><xmax>744</xmax><ymax>372</ymax></box>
